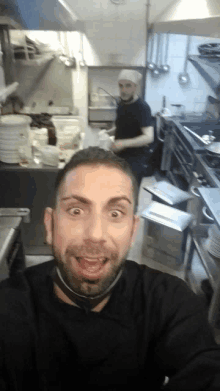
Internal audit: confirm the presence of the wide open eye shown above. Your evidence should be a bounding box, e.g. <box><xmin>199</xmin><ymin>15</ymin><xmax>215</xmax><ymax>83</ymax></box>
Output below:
<box><xmin>68</xmin><ymin>208</ymin><xmax>83</xmax><ymax>216</ymax></box>
<box><xmin>110</xmin><ymin>210</ymin><xmax>124</xmax><ymax>219</ymax></box>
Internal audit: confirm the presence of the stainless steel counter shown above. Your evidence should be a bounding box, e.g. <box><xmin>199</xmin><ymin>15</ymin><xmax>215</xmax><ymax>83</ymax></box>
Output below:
<box><xmin>0</xmin><ymin>216</ymin><xmax>22</xmax><ymax>280</ymax></box>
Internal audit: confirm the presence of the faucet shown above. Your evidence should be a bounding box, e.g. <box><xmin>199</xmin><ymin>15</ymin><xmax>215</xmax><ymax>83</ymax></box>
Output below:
<box><xmin>97</xmin><ymin>87</ymin><xmax>118</xmax><ymax>106</ymax></box>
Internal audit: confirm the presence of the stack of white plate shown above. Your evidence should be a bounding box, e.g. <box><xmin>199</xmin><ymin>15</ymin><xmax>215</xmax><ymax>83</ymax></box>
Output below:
<box><xmin>0</xmin><ymin>115</ymin><xmax>31</xmax><ymax>164</ymax></box>
<box><xmin>205</xmin><ymin>224</ymin><xmax>220</xmax><ymax>259</ymax></box>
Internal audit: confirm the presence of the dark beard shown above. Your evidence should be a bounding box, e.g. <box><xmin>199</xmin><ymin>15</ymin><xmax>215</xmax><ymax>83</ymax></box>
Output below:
<box><xmin>120</xmin><ymin>95</ymin><xmax>134</xmax><ymax>104</ymax></box>
<box><xmin>51</xmin><ymin>244</ymin><xmax>127</xmax><ymax>313</ymax></box>
<box><xmin>51</xmin><ymin>242</ymin><xmax>126</xmax><ymax>298</ymax></box>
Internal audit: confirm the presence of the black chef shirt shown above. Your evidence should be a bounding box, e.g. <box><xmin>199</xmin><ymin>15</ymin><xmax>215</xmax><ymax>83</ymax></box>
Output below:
<box><xmin>115</xmin><ymin>97</ymin><xmax>152</xmax><ymax>156</ymax></box>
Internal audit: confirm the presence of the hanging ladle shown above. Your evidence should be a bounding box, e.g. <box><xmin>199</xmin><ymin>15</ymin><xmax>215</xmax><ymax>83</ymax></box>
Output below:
<box><xmin>158</xmin><ymin>34</ymin><xmax>165</xmax><ymax>73</ymax></box>
<box><xmin>152</xmin><ymin>33</ymin><xmax>161</xmax><ymax>78</ymax></box>
<box><xmin>178</xmin><ymin>35</ymin><xmax>191</xmax><ymax>85</ymax></box>
<box><xmin>161</xmin><ymin>32</ymin><xmax>170</xmax><ymax>73</ymax></box>
<box><xmin>147</xmin><ymin>31</ymin><xmax>156</xmax><ymax>71</ymax></box>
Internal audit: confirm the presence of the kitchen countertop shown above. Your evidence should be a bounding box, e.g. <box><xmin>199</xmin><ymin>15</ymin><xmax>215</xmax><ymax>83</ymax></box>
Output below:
<box><xmin>164</xmin><ymin>116</ymin><xmax>207</xmax><ymax>153</ymax></box>
<box><xmin>0</xmin><ymin>161</ymin><xmax>60</xmax><ymax>171</ymax></box>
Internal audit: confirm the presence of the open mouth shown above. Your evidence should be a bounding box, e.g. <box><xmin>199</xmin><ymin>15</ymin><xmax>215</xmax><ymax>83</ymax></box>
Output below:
<box><xmin>76</xmin><ymin>257</ymin><xmax>108</xmax><ymax>273</ymax></box>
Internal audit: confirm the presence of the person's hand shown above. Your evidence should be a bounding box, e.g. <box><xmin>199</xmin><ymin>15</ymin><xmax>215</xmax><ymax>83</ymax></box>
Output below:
<box><xmin>111</xmin><ymin>140</ymin><xmax>127</xmax><ymax>153</ymax></box>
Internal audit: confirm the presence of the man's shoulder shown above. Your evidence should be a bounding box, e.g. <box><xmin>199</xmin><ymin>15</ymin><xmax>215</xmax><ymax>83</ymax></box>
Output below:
<box><xmin>125</xmin><ymin>260</ymin><xmax>184</xmax><ymax>290</ymax></box>
<box><xmin>135</xmin><ymin>98</ymin><xmax>150</xmax><ymax>110</ymax></box>
<box><xmin>125</xmin><ymin>260</ymin><xmax>204</xmax><ymax>311</ymax></box>
<box><xmin>0</xmin><ymin>260</ymin><xmax>54</xmax><ymax>305</ymax></box>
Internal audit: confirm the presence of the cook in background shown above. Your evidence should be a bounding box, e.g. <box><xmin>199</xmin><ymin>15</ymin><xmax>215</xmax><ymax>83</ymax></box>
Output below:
<box><xmin>107</xmin><ymin>69</ymin><xmax>154</xmax><ymax>192</ymax></box>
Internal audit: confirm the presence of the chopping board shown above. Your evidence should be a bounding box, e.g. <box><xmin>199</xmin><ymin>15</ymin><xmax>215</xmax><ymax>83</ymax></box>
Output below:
<box><xmin>198</xmin><ymin>188</ymin><xmax>220</xmax><ymax>230</ymax></box>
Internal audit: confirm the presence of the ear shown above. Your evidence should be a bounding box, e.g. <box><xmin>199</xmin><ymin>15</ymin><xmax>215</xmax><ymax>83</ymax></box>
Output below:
<box><xmin>44</xmin><ymin>207</ymin><xmax>53</xmax><ymax>246</ymax></box>
<box><xmin>130</xmin><ymin>215</ymin><xmax>140</xmax><ymax>247</ymax></box>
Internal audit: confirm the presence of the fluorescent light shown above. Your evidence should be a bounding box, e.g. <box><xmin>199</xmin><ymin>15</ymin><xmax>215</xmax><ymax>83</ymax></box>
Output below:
<box><xmin>58</xmin><ymin>0</ymin><xmax>79</xmax><ymax>22</ymax></box>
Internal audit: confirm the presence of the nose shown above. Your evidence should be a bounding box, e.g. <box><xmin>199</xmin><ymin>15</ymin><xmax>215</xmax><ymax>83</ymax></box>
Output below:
<box><xmin>85</xmin><ymin>213</ymin><xmax>106</xmax><ymax>243</ymax></box>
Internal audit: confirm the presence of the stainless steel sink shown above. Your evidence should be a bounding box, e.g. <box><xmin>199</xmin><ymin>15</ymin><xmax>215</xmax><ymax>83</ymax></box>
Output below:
<box><xmin>88</xmin><ymin>107</ymin><xmax>116</xmax><ymax>122</ymax></box>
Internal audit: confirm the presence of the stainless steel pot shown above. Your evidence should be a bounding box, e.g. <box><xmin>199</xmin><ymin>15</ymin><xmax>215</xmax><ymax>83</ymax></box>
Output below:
<box><xmin>205</xmin><ymin>142</ymin><xmax>220</xmax><ymax>156</ymax></box>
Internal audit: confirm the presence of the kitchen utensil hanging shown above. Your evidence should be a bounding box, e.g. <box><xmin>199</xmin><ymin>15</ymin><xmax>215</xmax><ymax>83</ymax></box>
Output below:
<box><xmin>158</xmin><ymin>34</ymin><xmax>164</xmax><ymax>73</ymax></box>
<box><xmin>178</xmin><ymin>35</ymin><xmax>191</xmax><ymax>86</ymax></box>
<box><xmin>152</xmin><ymin>33</ymin><xmax>161</xmax><ymax>78</ymax></box>
<box><xmin>147</xmin><ymin>31</ymin><xmax>156</xmax><ymax>71</ymax></box>
<box><xmin>161</xmin><ymin>32</ymin><xmax>170</xmax><ymax>73</ymax></box>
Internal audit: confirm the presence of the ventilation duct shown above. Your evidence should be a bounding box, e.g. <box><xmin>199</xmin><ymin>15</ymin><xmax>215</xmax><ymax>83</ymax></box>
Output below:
<box><xmin>151</xmin><ymin>0</ymin><xmax>220</xmax><ymax>38</ymax></box>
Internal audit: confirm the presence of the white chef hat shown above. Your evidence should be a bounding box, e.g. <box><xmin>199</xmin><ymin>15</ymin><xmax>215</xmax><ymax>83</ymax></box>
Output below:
<box><xmin>118</xmin><ymin>70</ymin><xmax>142</xmax><ymax>85</ymax></box>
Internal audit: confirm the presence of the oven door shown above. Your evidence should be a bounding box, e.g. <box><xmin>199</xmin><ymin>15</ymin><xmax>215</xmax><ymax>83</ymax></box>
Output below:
<box><xmin>166</xmin><ymin>151</ymin><xmax>191</xmax><ymax>192</ymax></box>
<box><xmin>165</xmin><ymin>127</ymin><xmax>194</xmax><ymax>192</ymax></box>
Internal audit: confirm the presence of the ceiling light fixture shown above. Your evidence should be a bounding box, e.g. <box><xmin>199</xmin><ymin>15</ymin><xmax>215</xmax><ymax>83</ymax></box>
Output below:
<box><xmin>58</xmin><ymin>0</ymin><xmax>79</xmax><ymax>21</ymax></box>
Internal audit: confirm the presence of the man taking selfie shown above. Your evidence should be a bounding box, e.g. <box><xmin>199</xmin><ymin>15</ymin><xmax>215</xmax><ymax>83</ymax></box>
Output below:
<box><xmin>0</xmin><ymin>147</ymin><xmax>220</xmax><ymax>390</ymax></box>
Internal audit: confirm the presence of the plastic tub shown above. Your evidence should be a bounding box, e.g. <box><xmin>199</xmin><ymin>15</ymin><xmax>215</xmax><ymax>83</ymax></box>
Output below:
<box><xmin>51</xmin><ymin>116</ymin><xmax>80</xmax><ymax>133</ymax></box>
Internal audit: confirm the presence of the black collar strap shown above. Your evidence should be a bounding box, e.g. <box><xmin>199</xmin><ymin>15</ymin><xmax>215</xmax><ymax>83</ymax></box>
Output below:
<box><xmin>51</xmin><ymin>266</ymin><xmax>123</xmax><ymax>313</ymax></box>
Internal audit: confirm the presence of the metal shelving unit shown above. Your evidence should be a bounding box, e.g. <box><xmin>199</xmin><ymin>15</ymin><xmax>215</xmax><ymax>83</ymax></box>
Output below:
<box><xmin>184</xmin><ymin>224</ymin><xmax>220</xmax><ymax>329</ymax></box>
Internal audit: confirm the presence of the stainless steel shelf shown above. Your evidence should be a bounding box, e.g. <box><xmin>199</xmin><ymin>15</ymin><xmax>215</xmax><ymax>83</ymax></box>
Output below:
<box><xmin>190</xmin><ymin>224</ymin><xmax>220</xmax><ymax>291</ymax></box>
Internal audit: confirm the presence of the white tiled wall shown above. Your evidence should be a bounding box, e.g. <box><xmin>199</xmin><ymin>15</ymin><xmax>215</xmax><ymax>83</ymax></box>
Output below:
<box><xmin>88</xmin><ymin>68</ymin><xmax>142</xmax><ymax>97</ymax></box>
<box><xmin>3</xmin><ymin>28</ymin><xmax>220</xmax><ymax>120</ymax></box>
<box><xmin>84</xmin><ymin>27</ymin><xmax>220</xmax><ymax>116</ymax></box>
<box><xmin>146</xmin><ymin>34</ymin><xmax>220</xmax><ymax>115</ymax></box>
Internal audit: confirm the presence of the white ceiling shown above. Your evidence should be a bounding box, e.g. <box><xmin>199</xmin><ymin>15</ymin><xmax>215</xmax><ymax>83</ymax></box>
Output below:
<box><xmin>66</xmin><ymin>0</ymin><xmax>177</xmax><ymax>22</ymax></box>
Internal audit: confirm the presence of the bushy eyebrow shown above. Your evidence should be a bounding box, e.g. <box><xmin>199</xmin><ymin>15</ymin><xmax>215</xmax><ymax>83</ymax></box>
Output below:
<box><xmin>60</xmin><ymin>195</ymin><xmax>132</xmax><ymax>207</ymax></box>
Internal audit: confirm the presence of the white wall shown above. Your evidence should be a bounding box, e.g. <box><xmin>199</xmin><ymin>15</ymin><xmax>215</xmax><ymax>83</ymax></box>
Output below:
<box><xmin>145</xmin><ymin>34</ymin><xmax>220</xmax><ymax>115</ymax></box>
<box><xmin>84</xmin><ymin>19</ymin><xmax>146</xmax><ymax>66</ymax></box>
<box><xmin>88</xmin><ymin>68</ymin><xmax>143</xmax><ymax>98</ymax></box>
<box><xmin>66</xmin><ymin>32</ymin><xmax>89</xmax><ymax>130</ymax></box>
<box><xmin>4</xmin><ymin>28</ymin><xmax>220</xmax><ymax>123</ymax></box>
<box><xmin>79</xmin><ymin>24</ymin><xmax>220</xmax><ymax>118</ymax></box>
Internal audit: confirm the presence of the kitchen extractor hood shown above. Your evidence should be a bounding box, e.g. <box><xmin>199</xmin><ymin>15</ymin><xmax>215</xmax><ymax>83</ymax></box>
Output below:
<box><xmin>151</xmin><ymin>0</ymin><xmax>220</xmax><ymax>38</ymax></box>
<box><xmin>0</xmin><ymin>0</ymin><xmax>85</xmax><ymax>32</ymax></box>
<box><xmin>189</xmin><ymin>55</ymin><xmax>220</xmax><ymax>97</ymax></box>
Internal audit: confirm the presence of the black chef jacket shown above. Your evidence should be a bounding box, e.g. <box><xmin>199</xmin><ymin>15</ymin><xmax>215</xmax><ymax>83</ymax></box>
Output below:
<box><xmin>0</xmin><ymin>259</ymin><xmax>220</xmax><ymax>391</ymax></box>
<box><xmin>115</xmin><ymin>97</ymin><xmax>153</xmax><ymax>156</ymax></box>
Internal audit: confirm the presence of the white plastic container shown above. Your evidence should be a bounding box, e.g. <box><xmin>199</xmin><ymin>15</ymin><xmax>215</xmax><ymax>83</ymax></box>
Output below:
<box><xmin>98</xmin><ymin>130</ymin><xmax>113</xmax><ymax>150</ymax></box>
<box><xmin>57</xmin><ymin>126</ymin><xmax>81</xmax><ymax>149</ymax></box>
<box><xmin>41</xmin><ymin>145</ymin><xmax>59</xmax><ymax>166</ymax></box>
<box><xmin>51</xmin><ymin>116</ymin><xmax>80</xmax><ymax>134</ymax></box>
<box><xmin>0</xmin><ymin>115</ymin><xmax>31</xmax><ymax>163</ymax></box>
<box><xmin>33</xmin><ymin>128</ymin><xmax>48</xmax><ymax>146</ymax></box>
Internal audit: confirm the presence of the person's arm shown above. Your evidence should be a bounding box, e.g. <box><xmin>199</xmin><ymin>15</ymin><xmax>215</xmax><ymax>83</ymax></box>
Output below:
<box><xmin>153</xmin><ymin>276</ymin><xmax>220</xmax><ymax>390</ymax></box>
<box><xmin>106</xmin><ymin>124</ymin><xmax>116</xmax><ymax>137</ymax></box>
<box><xmin>121</xmin><ymin>126</ymin><xmax>154</xmax><ymax>148</ymax></box>
<box><xmin>111</xmin><ymin>126</ymin><xmax>154</xmax><ymax>152</ymax></box>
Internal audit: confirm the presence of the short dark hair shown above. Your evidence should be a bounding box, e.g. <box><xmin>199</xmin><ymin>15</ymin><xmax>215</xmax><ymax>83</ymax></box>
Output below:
<box><xmin>52</xmin><ymin>146</ymin><xmax>139</xmax><ymax>214</ymax></box>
